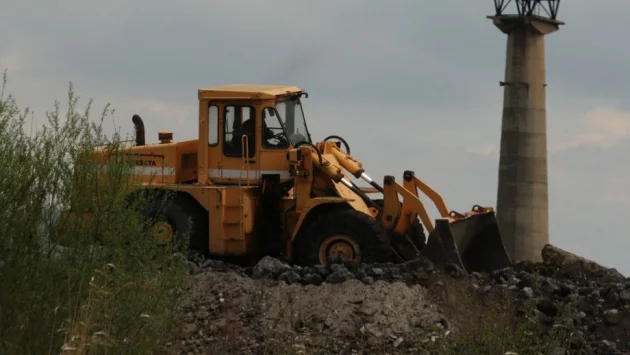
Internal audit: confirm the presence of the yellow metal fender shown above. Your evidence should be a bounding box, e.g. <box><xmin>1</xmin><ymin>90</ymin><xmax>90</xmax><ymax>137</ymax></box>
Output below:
<box><xmin>289</xmin><ymin>197</ymin><xmax>353</xmax><ymax>241</ymax></box>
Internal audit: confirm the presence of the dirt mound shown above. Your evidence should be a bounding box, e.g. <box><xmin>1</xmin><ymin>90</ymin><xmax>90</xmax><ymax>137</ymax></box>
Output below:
<box><xmin>166</xmin><ymin>271</ymin><xmax>447</xmax><ymax>354</ymax></box>
<box><xmin>163</xmin><ymin>244</ymin><xmax>630</xmax><ymax>355</ymax></box>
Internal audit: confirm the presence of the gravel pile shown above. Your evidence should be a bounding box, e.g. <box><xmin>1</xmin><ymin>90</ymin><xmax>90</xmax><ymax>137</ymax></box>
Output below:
<box><xmin>167</xmin><ymin>244</ymin><xmax>630</xmax><ymax>355</ymax></box>
<box><xmin>188</xmin><ymin>254</ymin><xmax>440</xmax><ymax>287</ymax></box>
<box><xmin>168</xmin><ymin>260</ymin><xmax>447</xmax><ymax>354</ymax></box>
<box><xmin>444</xmin><ymin>245</ymin><xmax>630</xmax><ymax>354</ymax></box>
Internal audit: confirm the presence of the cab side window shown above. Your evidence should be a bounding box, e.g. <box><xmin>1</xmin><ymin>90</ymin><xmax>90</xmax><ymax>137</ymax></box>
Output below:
<box><xmin>223</xmin><ymin>105</ymin><xmax>256</xmax><ymax>158</ymax></box>
<box><xmin>262</xmin><ymin>107</ymin><xmax>289</xmax><ymax>149</ymax></box>
<box><xmin>209</xmin><ymin>104</ymin><xmax>218</xmax><ymax>146</ymax></box>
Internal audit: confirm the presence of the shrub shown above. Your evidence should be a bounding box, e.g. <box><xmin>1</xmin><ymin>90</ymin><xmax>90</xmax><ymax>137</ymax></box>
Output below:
<box><xmin>426</xmin><ymin>276</ymin><xmax>581</xmax><ymax>355</ymax></box>
<box><xmin>0</xmin><ymin>70</ymin><xmax>189</xmax><ymax>355</ymax></box>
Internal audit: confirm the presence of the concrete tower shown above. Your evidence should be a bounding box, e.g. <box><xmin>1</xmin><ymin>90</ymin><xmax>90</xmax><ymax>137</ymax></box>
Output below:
<box><xmin>487</xmin><ymin>0</ymin><xmax>564</xmax><ymax>263</ymax></box>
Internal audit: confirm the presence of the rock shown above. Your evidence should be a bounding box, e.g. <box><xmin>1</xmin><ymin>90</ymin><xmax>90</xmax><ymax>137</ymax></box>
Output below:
<box><xmin>354</xmin><ymin>269</ymin><xmax>368</xmax><ymax>280</ymax></box>
<box><xmin>298</xmin><ymin>266</ymin><xmax>314</xmax><ymax>277</ymax></box>
<box><xmin>326</xmin><ymin>270</ymin><xmax>355</xmax><ymax>284</ymax></box>
<box><xmin>522</xmin><ymin>287</ymin><xmax>534</xmax><ymax>299</ymax></box>
<box><xmin>278</xmin><ymin>271</ymin><xmax>301</xmax><ymax>284</ymax></box>
<box><xmin>196</xmin><ymin>311</ymin><xmax>210</xmax><ymax>320</ymax></box>
<box><xmin>559</xmin><ymin>283</ymin><xmax>576</xmax><ymax>297</ymax></box>
<box><xmin>347</xmin><ymin>293</ymin><xmax>365</xmax><ymax>304</ymax></box>
<box><xmin>619</xmin><ymin>290</ymin><xmax>630</xmax><ymax>302</ymax></box>
<box><xmin>360</xmin><ymin>323</ymin><xmax>384</xmax><ymax>337</ymax></box>
<box><xmin>342</xmin><ymin>261</ymin><xmax>361</xmax><ymax>274</ymax></box>
<box><xmin>303</xmin><ymin>273</ymin><xmax>323</xmax><ymax>286</ymax></box>
<box><xmin>569</xmin><ymin>333</ymin><xmax>585</xmax><ymax>349</ymax></box>
<box><xmin>183</xmin><ymin>312</ymin><xmax>194</xmax><ymax>323</ymax></box>
<box><xmin>402</xmin><ymin>256</ymin><xmax>434</xmax><ymax>273</ymax></box>
<box><xmin>544</xmin><ymin>278</ymin><xmax>561</xmax><ymax>294</ymax></box>
<box><xmin>251</xmin><ymin>256</ymin><xmax>292</xmax><ymax>280</ymax></box>
<box><xmin>361</xmin><ymin>276</ymin><xmax>374</xmax><ymax>285</ymax></box>
<box><xmin>550</xmin><ymin>347</ymin><xmax>565</xmax><ymax>355</ymax></box>
<box><xmin>607</xmin><ymin>291</ymin><xmax>620</xmax><ymax>303</ymax></box>
<box><xmin>371</xmin><ymin>268</ymin><xmax>385</xmax><ymax>277</ymax></box>
<box><xmin>412</xmin><ymin>270</ymin><xmax>430</xmax><ymax>281</ymax></box>
<box><xmin>536</xmin><ymin>299</ymin><xmax>558</xmax><ymax>317</ymax></box>
<box><xmin>213</xmin><ymin>318</ymin><xmax>227</xmax><ymax>329</ymax></box>
<box><xmin>181</xmin><ymin>323</ymin><xmax>198</xmax><ymax>335</ymax></box>
<box><xmin>358</xmin><ymin>304</ymin><xmax>378</xmax><ymax>316</ymax></box>
<box><xmin>600</xmin><ymin>339</ymin><xmax>617</xmax><ymax>350</ymax></box>
<box><xmin>603</xmin><ymin>309</ymin><xmax>620</xmax><ymax>325</ymax></box>
<box><xmin>314</xmin><ymin>265</ymin><xmax>330</xmax><ymax>278</ymax></box>
<box><xmin>444</xmin><ymin>263</ymin><xmax>465</xmax><ymax>278</ymax></box>
<box><xmin>188</xmin><ymin>261</ymin><xmax>201</xmax><ymax>275</ymax></box>
<box><xmin>330</xmin><ymin>263</ymin><xmax>347</xmax><ymax>274</ymax></box>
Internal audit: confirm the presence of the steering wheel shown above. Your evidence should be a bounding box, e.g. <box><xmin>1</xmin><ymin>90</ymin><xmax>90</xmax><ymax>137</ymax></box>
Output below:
<box><xmin>271</xmin><ymin>132</ymin><xmax>286</xmax><ymax>140</ymax></box>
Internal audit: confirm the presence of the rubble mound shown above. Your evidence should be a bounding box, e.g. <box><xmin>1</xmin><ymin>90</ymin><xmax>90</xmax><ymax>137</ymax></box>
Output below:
<box><xmin>187</xmin><ymin>254</ymin><xmax>439</xmax><ymax>286</ymax></box>
<box><xmin>165</xmin><ymin>244</ymin><xmax>630</xmax><ymax>354</ymax></box>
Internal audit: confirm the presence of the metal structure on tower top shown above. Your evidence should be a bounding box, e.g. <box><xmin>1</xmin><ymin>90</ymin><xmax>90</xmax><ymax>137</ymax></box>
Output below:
<box><xmin>493</xmin><ymin>0</ymin><xmax>561</xmax><ymax>20</ymax></box>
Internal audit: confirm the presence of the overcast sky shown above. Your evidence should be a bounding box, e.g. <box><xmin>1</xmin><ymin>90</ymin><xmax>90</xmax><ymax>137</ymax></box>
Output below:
<box><xmin>2</xmin><ymin>0</ymin><xmax>629</xmax><ymax>275</ymax></box>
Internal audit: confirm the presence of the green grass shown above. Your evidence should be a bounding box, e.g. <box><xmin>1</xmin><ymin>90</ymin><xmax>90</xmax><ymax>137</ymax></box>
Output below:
<box><xmin>0</xmin><ymin>70</ymin><xmax>189</xmax><ymax>355</ymax></box>
<box><xmin>425</xmin><ymin>276</ymin><xmax>584</xmax><ymax>355</ymax></box>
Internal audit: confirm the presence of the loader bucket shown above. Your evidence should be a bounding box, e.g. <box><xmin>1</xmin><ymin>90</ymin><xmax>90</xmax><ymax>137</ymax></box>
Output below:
<box><xmin>419</xmin><ymin>209</ymin><xmax>512</xmax><ymax>274</ymax></box>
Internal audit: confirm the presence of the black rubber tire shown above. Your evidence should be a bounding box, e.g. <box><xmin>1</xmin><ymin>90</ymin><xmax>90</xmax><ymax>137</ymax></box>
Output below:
<box><xmin>140</xmin><ymin>194</ymin><xmax>209</xmax><ymax>257</ymax></box>
<box><xmin>373</xmin><ymin>199</ymin><xmax>426</xmax><ymax>250</ymax></box>
<box><xmin>408</xmin><ymin>219</ymin><xmax>427</xmax><ymax>250</ymax></box>
<box><xmin>293</xmin><ymin>207</ymin><xmax>393</xmax><ymax>266</ymax></box>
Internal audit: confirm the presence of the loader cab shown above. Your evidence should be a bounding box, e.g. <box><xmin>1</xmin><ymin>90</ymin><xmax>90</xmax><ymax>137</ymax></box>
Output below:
<box><xmin>197</xmin><ymin>85</ymin><xmax>312</xmax><ymax>186</ymax></box>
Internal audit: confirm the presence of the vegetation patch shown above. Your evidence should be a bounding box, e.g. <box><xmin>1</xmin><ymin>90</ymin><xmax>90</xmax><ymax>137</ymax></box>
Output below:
<box><xmin>0</xmin><ymin>71</ymin><xmax>189</xmax><ymax>355</ymax></box>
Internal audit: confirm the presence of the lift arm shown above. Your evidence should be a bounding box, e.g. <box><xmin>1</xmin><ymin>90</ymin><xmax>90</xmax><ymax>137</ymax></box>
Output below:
<box><xmin>380</xmin><ymin>170</ymin><xmax>495</xmax><ymax>236</ymax></box>
<box><xmin>379</xmin><ymin>171</ymin><xmax>439</xmax><ymax>234</ymax></box>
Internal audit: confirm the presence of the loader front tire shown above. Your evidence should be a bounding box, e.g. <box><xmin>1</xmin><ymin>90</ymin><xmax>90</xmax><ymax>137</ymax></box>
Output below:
<box><xmin>373</xmin><ymin>199</ymin><xmax>426</xmax><ymax>250</ymax></box>
<box><xmin>408</xmin><ymin>220</ymin><xmax>427</xmax><ymax>250</ymax></box>
<box><xmin>294</xmin><ymin>208</ymin><xmax>393</xmax><ymax>266</ymax></box>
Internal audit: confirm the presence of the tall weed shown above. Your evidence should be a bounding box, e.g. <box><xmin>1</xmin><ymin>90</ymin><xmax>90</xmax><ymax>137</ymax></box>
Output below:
<box><xmin>0</xmin><ymin>71</ymin><xmax>188</xmax><ymax>355</ymax></box>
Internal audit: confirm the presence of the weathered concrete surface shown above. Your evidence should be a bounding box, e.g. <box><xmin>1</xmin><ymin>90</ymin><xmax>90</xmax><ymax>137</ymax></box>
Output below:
<box><xmin>488</xmin><ymin>15</ymin><xmax>563</xmax><ymax>263</ymax></box>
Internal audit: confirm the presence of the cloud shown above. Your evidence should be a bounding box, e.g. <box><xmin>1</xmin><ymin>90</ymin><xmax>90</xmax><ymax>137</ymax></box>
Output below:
<box><xmin>0</xmin><ymin>48</ymin><xmax>24</xmax><ymax>72</ymax></box>
<box><xmin>553</xmin><ymin>107</ymin><xmax>630</xmax><ymax>152</ymax></box>
<box><xmin>465</xmin><ymin>144</ymin><xmax>497</xmax><ymax>157</ymax></box>
<box><xmin>2</xmin><ymin>0</ymin><xmax>630</xmax><ymax>274</ymax></box>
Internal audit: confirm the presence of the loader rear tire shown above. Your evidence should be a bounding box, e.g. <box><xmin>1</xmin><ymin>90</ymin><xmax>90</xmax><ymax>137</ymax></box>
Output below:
<box><xmin>294</xmin><ymin>208</ymin><xmax>393</xmax><ymax>266</ymax></box>
<box><xmin>140</xmin><ymin>194</ymin><xmax>209</xmax><ymax>258</ymax></box>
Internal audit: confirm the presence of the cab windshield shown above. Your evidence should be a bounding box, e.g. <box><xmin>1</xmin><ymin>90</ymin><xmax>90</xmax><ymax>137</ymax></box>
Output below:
<box><xmin>274</xmin><ymin>96</ymin><xmax>312</xmax><ymax>146</ymax></box>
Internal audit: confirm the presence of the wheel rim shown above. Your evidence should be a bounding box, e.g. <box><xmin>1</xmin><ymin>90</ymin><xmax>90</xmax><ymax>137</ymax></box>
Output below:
<box><xmin>149</xmin><ymin>221</ymin><xmax>174</xmax><ymax>245</ymax></box>
<box><xmin>318</xmin><ymin>234</ymin><xmax>361</xmax><ymax>265</ymax></box>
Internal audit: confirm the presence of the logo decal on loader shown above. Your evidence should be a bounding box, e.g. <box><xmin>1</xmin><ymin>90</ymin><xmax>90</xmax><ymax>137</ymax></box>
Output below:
<box><xmin>135</xmin><ymin>160</ymin><xmax>157</xmax><ymax>167</ymax></box>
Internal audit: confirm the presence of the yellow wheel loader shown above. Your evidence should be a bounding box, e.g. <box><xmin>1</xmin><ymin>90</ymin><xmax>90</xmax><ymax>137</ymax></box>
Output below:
<box><xmin>55</xmin><ymin>84</ymin><xmax>512</xmax><ymax>274</ymax></box>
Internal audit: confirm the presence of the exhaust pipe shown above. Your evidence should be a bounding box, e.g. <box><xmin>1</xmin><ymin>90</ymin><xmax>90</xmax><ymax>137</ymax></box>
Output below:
<box><xmin>132</xmin><ymin>114</ymin><xmax>145</xmax><ymax>146</ymax></box>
